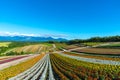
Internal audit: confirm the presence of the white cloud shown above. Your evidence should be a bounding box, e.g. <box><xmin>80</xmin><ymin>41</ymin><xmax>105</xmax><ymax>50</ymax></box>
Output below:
<box><xmin>40</xmin><ymin>34</ymin><xmax>68</xmax><ymax>38</ymax></box>
<box><xmin>0</xmin><ymin>31</ymin><xmax>67</xmax><ymax>38</ymax></box>
<box><xmin>0</xmin><ymin>32</ymin><xmax>34</xmax><ymax>36</ymax></box>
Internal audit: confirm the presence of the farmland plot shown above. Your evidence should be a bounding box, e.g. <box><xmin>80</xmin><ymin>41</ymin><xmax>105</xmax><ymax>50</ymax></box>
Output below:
<box><xmin>0</xmin><ymin>44</ymin><xmax>120</xmax><ymax>80</ymax></box>
<box><xmin>72</xmin><ymin>48</ymin><xmax>120</xmax><ymax>55</ymax></box>
<box><xmin>63</xmin><ymin>52</ymin><xmax>120</xmax><ymax>61</ymax></box>
<box><xmin>0</xmin><ymin>42</ymin><xmax>11</xmax><ymax>47</ymax></box>
<box><xmin>6</xmin><ymin>53</ymin><xmax>120</xmax><ymax>80</ymax></box>
<box><xmin>9</xmin><ymin>54</ymin><xmax>55</xmax><ymax>80</ymax></box>
<box><xmin>50</xmin><ymin>54</ymin><xmax>120</xmax><ymax>80</ymax></box>
<box><xmin>58</xmin><ymin>52</ymin><xmax>120</xmax><ymax>65</ymax></box>
<box><xmin>9</xmin><ymin>44</ymin><xmax>45</xmax><ymax>54</ymax></box>
<box><xmin>0</xmin><ymin>54</ymin><xmax>44</xmax><ymax>80</ymax></box>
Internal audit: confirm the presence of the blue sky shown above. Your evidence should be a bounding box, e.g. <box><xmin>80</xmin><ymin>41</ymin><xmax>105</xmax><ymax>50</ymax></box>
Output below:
<box><xmin>0</xmin><ymin>0</ymin><xmax>120</xmax><ymax>39</ymax></box>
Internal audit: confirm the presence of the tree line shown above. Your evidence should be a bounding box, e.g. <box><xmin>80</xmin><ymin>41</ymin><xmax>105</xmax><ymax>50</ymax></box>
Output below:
<box><xmin>46</xmin><ymin>35</ymin><xmax>120</xmax><ymax>44</ymax></box>
<box><xmin>67</xmin><ymin>35</ymin><xmax>120</xmax><ymax>44</ymax></box>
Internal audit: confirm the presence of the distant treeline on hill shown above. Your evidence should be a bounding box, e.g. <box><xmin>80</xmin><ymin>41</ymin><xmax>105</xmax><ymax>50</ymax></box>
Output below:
<box><xmin>67</xmin><ymin>36</ymin><xmax>120</xmax><ymax>44</ymax></box>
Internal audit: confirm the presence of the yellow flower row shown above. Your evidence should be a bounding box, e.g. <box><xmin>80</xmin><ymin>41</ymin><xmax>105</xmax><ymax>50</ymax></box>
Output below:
<box><xmin>52</xmin><ymin>53</ymin><xmax>120</xmax><ymax>79</ymax></box>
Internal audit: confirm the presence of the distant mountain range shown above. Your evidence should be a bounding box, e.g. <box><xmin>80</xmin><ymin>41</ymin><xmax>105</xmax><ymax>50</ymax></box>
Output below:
<box><xmin>0</xmin><ymin>36</ymin><xmax>67</xmax><ymax>42</ymax></box>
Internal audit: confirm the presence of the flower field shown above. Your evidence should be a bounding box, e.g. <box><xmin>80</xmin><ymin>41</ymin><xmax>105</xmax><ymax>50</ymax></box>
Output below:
<box><xmin>50</xmin><ymin>53</ymin><xmax>120</xmax><ymax>80</ymax></box>
<box><xmin>63</xmin><ymin>52</ymin><xmax>120</xmax><ymax>61</ymax></box>
<box><xmin>0</xmin><ymin>54</ymin><xmax>45</xmax><ymax>80</ymax></box>
<box><xmin>8</xmin><ymin>54</ymin><xmax>55</xmax><ymax>80</ymax></box>
<box><xmin>0</xmin><ymin>43</ymin><xmax>120</xmax><ymax>80</ymax></box>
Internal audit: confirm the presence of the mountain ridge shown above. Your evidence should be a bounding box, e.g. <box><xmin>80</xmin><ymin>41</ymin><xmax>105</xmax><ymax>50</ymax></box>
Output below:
<box><xmin>0</xmin><ymin>36</ymin><xmax>67</xmax><ymax>42</ymax></box>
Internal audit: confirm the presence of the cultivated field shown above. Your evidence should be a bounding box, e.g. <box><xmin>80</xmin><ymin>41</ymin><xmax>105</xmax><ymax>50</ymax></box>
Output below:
<box><xmin>0</xmin><ymin>54</ymin><xmax>44</xmax><ymax>80</ymax></box>
<box><xmin>4</xmin><ymin>44</ymin><xmax>50</xmax><ymax>55</ymax></box>
<box><xmin>0</xmin><ymin>42</ymin><xmax>11</xmax><ymax>47</ymax></box>
<box><xmin>50</xmin><ymin>53</ymin><xmax>120</xmax><ymax>80</ymax></box>
<box><xmin>0</xmin><ymin>43</ymin><xmax>120</xmax><ymax>80</ymax></box>
<box><xmin>64</xmin><ymin>45</ymin><xmax>79</xmax><ymax>50</ymax></box>
<box><xmin>72</xmin><ymin>48</ymin><xmax>120</xmax><ymax>55</ymax></box>
<box><xmin>12</xmin><ymin>44</ymin><xmax>42</xmax><ymax>53</ymax></box>
<box><xmin>63</xmin><ymin>52</ymin><xmax>120</xmax><ymax>61</ymax></box>
<box><xmin>96</xmin><ymin>42</ymin><xmax>120</xmax><ymax>48</ymax></box>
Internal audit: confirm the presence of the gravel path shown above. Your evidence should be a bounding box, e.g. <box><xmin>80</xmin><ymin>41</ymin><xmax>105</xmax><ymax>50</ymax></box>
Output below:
<box><xmin>58</xmin><ymin>53</ymin><xmax>120</xmax><ymax>65</ymax></box>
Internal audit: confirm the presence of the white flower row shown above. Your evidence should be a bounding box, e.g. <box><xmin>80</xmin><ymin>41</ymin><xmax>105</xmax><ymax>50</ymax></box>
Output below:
<box><xmin>59</xmin><ymin>53</ymin><xmax>120</xmax><ymax>65</ymax></box>
<box><xmin>48</xmin><ymin>54</ymin><xmax>55</xmax><ymax>80</ymax></box>
<box><xmin>9</xmin><ymin>54</ymin><xmax>55</xmax><ymax>80</ymax></box>
<box><xmin>9</xmin><ymin>55</ymin><xmax>47</xmax><ymax>80</ymax></box>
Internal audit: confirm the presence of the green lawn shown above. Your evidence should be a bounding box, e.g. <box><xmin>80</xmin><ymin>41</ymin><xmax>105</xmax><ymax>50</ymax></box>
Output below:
<box><xmin>0</xmin><ymin>42</ymin><xmax>11</xmax><ymax>47</ymax></box>
<box><xmin>83</xmin><ymin>42</ymin><xmax>104</xmax><ymax>46</ymax></box>
<box><xmin>97</xmin><ymin>42</ymin><xmax>120</xmax><ymax>48</ymax></box>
